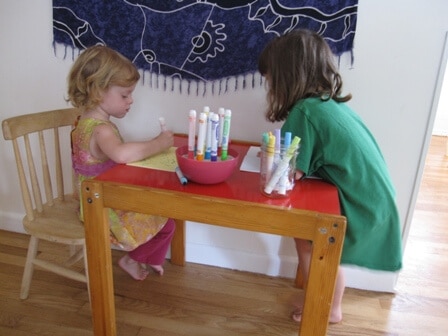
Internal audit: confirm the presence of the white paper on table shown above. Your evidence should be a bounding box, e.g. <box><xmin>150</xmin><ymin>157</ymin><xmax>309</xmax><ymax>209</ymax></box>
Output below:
<box><xmin>240</xmin><ymin>146</ymin><xmax>261</xmax><ymax>173</ymax></box>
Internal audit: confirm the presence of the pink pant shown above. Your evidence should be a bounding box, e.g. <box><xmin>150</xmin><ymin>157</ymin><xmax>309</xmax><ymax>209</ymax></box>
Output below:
<box><xmin>128</xmin><ymin>218</ymin><xmax>175</xmax><ymax>265</ymax></box>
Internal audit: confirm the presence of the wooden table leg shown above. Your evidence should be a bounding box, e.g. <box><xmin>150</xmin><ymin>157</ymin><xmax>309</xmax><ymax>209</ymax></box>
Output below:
<box><xmin>299</xmin><ymin>218</ymin><xmax>346</xmax><ymax>336</ymax></box>
<box><xmin>170</xmin><ymin>219</ymin><xmax>186</xmax><ymax>266</ymax></box>
<box><xmin>82</xmin><ymin>180</ymin><xmax>117</xmax><ymax>336</ymax></box>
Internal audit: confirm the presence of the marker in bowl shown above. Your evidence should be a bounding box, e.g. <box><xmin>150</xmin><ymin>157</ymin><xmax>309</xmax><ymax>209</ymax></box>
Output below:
<box><xmin>221</xmin><ymin>109</ymin><xmax>232</xmax><ymax>161</ymax></box>
<box><xmin>188</xmin><ymin>110</ymin><xmax>196</xmax><ymax>159</ymax></box>
<box><xmin>196</xmin><ymin>112</ymin><xmax>207</xmax><ymax>161</ymax></box>
<box><xmin>210</xmin><ymin>113</ymin><xmax>219</xmax><ymax>161</ymax></box>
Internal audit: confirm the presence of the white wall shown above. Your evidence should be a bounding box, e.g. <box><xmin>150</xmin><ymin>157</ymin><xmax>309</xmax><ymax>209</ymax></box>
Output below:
<box><xmin>1</xmin><ymin>0</ymin><xmax>447</xmax><ymax>292</ymax></box>
<box><xmin>433</xmin><ymin>61</ymin><xmax>448</xmax><ymax>136</ymax></box>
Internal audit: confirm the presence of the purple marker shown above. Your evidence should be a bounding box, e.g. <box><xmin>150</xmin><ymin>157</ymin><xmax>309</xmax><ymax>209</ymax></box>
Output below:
<box><xmin>210</xmin><ymin>113</ymin><xmax>219</xmax><ymax>161</ymax></box>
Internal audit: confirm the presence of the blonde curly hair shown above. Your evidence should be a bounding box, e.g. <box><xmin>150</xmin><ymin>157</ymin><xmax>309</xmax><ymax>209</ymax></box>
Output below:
<box><xmin>67</xmin><ymin>45</ymin><xmax>140</xmax><ymax>112</ymax></box>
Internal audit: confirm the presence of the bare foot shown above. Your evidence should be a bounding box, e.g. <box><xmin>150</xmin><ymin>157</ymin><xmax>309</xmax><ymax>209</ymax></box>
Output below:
<box><xmin>291</xmin><ymin>307</ymin><xmax>342</xmax><ymax>324</ymax></box>
<box><xmin>118</xmin><ymin>254</ymin><xmax>149</xmax><ymax>281</ymax></box>
<box><xmin>148</xmin><ymin>264</ymin><xmax>164</xmax><ymax>276</ymax></box>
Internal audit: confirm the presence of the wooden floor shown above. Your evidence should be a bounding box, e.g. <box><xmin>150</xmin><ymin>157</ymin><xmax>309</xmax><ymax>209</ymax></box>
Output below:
<box><xmin>0</xmin><ymin>136</ymin><xmax>447</xmax><ymax>336</ymax></box>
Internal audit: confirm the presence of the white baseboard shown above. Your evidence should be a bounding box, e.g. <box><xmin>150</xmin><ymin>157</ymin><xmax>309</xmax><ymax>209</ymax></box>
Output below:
<box><xmin>0</xmin><ymin>211</ymin><xmax>398</xmax><ymax>292</ymax></box>
<box><xmin>185</xmin><ymin>243</ymin><xmax>398</xmax><ymax>293</ymax></box>
<box><xmin>0</xmin><ymin>211</ymin><xmax>26</xmax><ymax>234</ymax></box>
<box><xmin>186</xmin><ymin>242</ymin><xmax>298</xmax><ymax>278</ymax></box>
<box><xmin>341</xmin><ymin>265</ymin><xmax>399</xmax><ymax>293</ymax></box>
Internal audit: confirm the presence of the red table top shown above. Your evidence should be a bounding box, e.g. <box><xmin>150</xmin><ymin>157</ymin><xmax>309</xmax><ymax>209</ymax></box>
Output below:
<box><xmin>96</xmin><ymin>136</ymin><xmax>341</xmax><ymax>215</ymax></box>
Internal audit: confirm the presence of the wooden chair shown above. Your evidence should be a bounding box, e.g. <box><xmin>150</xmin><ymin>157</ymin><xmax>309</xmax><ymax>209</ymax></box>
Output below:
<box><xmin>2</xmin><ymin>108</ymin><xmax>89</xmax><ymax>300</ymax></box>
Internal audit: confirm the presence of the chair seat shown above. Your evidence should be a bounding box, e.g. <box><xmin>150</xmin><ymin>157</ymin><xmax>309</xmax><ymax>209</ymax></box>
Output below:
<box><xmin>23</xmin><ymin>196</ymin><xmax>85</xmax><ymax>245</ymax></box>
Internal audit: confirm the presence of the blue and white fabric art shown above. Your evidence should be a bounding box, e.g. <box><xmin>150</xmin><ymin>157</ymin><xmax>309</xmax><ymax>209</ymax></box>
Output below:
<box><xmin>53</xmin><ymin>0</ymin><xmax>358</xmax><ymax>95</ymax></box>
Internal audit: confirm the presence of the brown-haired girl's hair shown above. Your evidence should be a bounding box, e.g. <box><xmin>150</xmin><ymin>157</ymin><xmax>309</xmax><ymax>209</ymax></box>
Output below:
<box><xmin>67</xmin><ymin>45</ymin><xmax>140</xmax><ymax>112</ymax></box>
<box><xmin>258</xmin><ymin>29</ymin><xmax>352</xmax><ymax>122</ymax></box>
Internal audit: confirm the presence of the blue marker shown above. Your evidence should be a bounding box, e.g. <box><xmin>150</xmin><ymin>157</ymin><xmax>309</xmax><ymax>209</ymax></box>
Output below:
<box><xmin>175</xmin><ymin>167</ymin><xmax>188</xmax><ymax>185</ymax></box>
<box><xmin>283</xmin><ymin>132</ymin><xmax>292</xmax><ymax>150</ymax></box>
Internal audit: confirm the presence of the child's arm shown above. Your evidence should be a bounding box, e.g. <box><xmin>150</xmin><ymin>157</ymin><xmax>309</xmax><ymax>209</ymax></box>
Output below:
<box><xmin>92</xmin><ymin>124</ymin><xmax>174</xmax><ymax>164</ymax></box>
<box><xmin>295</xmin><ymin>170</ymin><xmax>305</xmax><ymax>180</ymax></box>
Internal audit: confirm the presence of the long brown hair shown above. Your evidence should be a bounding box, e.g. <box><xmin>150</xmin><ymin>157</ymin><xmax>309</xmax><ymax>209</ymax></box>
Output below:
<box><xmin>258</xmin><ymin>29</ymin><xmax>352</xmax><ymax>122</ymax></box>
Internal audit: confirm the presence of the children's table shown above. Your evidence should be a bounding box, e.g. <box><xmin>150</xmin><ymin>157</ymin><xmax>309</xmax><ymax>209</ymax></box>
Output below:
<box><xmin>81</xmin><ymin>135</ymin><xmax>346</xmax><ymax>336</ymax></box>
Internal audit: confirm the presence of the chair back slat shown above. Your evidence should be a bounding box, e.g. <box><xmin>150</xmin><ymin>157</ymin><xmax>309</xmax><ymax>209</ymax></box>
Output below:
<box><xmin>39</xmin><ymin>130</ymin><xmax>54</xmax><ymax>206</ymax></box>
<box><xmin>53</xmin><ymin>127</ymin><xmax>65</xmax><ymax>201</ymax></box>
<box><xmin>24</xmin><ymin>134</ymin><xmax>44</xmax><ymax>213</ymax></box>
<box><xmin>11</xmin><ymin>138</ymin><xmax>35</xmax><ymax>221</ymax></box>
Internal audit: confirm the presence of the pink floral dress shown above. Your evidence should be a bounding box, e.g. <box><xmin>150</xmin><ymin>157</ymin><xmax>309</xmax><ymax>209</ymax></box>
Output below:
<box><xmin>71</xmin><ymin>117</ymin><xmax>168</xmax><ymax>251</ymax></box>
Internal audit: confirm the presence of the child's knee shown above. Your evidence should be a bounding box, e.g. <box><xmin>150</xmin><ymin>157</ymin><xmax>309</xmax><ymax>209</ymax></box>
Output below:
<box><xmin>165</xmin><ymin>218</ymin><xmax>176</xmax><ymax>234</ymax></box>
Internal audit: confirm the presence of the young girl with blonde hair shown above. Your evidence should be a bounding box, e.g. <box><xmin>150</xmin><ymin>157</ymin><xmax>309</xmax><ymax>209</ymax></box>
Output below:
<box><xmin>69</xmin><ymin>45</ymin><xmax>175</xmax><ymax>281</ymax></box>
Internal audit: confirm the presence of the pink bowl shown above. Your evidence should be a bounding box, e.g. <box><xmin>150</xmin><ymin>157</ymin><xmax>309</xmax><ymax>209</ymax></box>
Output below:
<box><xmin>175</xmin><ymin>146</ymin><xmax>240</xmax><ymax>184</ymax></box>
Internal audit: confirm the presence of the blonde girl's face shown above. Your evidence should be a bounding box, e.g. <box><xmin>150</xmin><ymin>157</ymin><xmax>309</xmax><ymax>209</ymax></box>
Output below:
<box><xmin>99</xmin><ymin>84</ymin><xmax>137</xmax><ymax>119</ymax></box>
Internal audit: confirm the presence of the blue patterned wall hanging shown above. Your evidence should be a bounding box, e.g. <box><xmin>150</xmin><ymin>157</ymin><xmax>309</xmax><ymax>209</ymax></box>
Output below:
<box><xmin>53</xmin><ymin>0</ymin><xmax>358</xmax><ymax>95</ymax></box>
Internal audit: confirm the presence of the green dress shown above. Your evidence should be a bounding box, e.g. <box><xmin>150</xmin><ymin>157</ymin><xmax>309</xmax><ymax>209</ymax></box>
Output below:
<box><xmin>282</xmin><ymin>97</ymin><xmax>402</xmax><ymax>271</ymax></box>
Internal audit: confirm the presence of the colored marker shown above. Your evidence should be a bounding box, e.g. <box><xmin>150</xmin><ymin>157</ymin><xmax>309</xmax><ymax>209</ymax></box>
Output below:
<box><xmin>210</xmin><ymin>113</ymin><xmax>219</xmax><ymax>161</ymax></box>
<box><xmin>262</xmin><ymin>132</ymin><xmax>269</xmax><ymax>147</ymax></box>
<box><xmin>220</xmin><ymin>109</ymin><xmax>232</xmax><ymax>160</ymax></box>
<box><xmin>158</xmin><ymin>117</ymin><xmax>167</xmax><ymax>131</ymax></box>
<box><xmin>273</xmin><ymin>128</ymin><xmax>281</xmax><ymax>167</ymax></box>
<box><xmin>277</xmin><ymin>131</ymin><xmax>292</xmax><ymax>194</ymax></box>
<box><xmin>175</xmin><ymin>166</ymin><xmax>188</xmax><ymax>185</ymax></box>
<box><xmin>218</xmin><ymin>107</ymin><xmax>225</xmax><ymax>154</ymax></box>
<box><xmin>205</xmin><ymin>112</ymin><xmax>214</xmax><ymax>160</ymax></box>
<box><xmin>188</xmin><ymin>110</ymin><xmax>196</xmax><ymax>159</ymax></box>
<box><xmin>264</xmin><ymin>133</ymin><xmax>276</xmax><ymax>184</ymax></box>
<box><xmin>283</xmin><ymin>132</ymin><xmax>292</xmax><ymax>149</ymax></box>
<box><xmin>196</xmin><ymin>112</ymin><xmax>207</xmax><ymax>161</ymax></box>
<box><xmin>260</xmin><ymin>132</ymin><xmax>270</xmax><ymax>179</ymax></box>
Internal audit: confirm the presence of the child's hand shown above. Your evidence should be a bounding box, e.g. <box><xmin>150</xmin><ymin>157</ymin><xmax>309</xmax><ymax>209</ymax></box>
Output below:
<box><xmin>155</xmin><ymin>130</ymin><xmax>174</xmax><ymax>151</ymax></box>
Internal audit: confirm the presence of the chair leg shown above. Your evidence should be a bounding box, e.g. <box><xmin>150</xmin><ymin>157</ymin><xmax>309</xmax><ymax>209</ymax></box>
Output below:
<box><xmin>65</xmin><ymin>247</ymin><xmax>84</xmax><ymax>266</ymax></box>
<box><xmin>20</xmin><ymin>236</ymin><xmax>39</xmax><ymax>300</ymax></box>
<box><xmin>69</xmin><ymin>244</ymin><xmax>77</xmax><ymax>257</ymax></box>
<box><xmin>83</xmin><ymin>243</ymin><xmax>91</xmax><ymax>306</ymax></box>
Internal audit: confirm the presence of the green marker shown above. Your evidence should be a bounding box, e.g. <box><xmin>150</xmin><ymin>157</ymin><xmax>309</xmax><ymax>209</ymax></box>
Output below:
<box><xmin>220</xmin><ymin>109</ymin><xmax>232</xmax><ymax>160</ymax></box>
